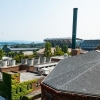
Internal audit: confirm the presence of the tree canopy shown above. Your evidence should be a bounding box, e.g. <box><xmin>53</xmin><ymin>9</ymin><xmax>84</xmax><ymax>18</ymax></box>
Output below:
<box><xmin>0</xmin><ymin>49</ymin><xmax>5</xmax><ymax>60</ymax></box>
<box><xmin>44</xmin><ymin>42</ymin><xmax>52</xmax><ymax>57</ymax></box>
<box><xmin>54</xmin><ymin>45</ymin><xmax>64</xmax><ymax>56</ymax></box>
<box><xmin>62</xmin><ymin>45</ymin><xmax>68</xmax><ymax>53</ymax></box>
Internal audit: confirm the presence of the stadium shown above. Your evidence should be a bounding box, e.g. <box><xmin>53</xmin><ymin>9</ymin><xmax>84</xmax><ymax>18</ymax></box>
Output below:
<box><xmin>44</xmin><ymin>37</ymin><xmax>82</xmax><ymax>48</ymax></box>
<box><xmin>44</xmin><ymin>38</ymin><xmax>100</xmax><ymax>51</ymax></box>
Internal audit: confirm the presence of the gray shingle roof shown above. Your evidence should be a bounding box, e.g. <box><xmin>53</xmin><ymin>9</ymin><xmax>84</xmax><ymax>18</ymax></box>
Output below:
<box><xmin>43</xmin><ymin>51</ymin><xmax>100</xmax><ymax>96</ymax></box>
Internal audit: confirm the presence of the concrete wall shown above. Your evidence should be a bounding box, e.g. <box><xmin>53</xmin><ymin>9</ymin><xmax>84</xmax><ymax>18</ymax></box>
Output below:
<box><xmin>27</xmin><ymin>59</ymin><xmax>34</xmax><ymax>66</ymax></box>
<box><xmin>24</xmin><ymin>59</ymin><xmax>28</xmax><ymax>64</ymax></box>
<box><xmin>40</xmin><ymin>57</ymin><xmax>46</xmax><ymax>64</ymax></box>
<box><xmin>46</xmin><ymin>57</ymin><xmax>51</xmax><ymax>63</ymax></box>
<box><xmin>11</xmin><ymin>60</ymin><xmax>16</xmax><ymax>66</ymax></box>
<box><xmin>1</xmin><ymin>61</ymin><xmax>8</xmax><ymax>68</ymax></box>
<box><xmin>34</xmin><ymin>58</ymin><xmax>40</xmax><ymax>65</ymax></box>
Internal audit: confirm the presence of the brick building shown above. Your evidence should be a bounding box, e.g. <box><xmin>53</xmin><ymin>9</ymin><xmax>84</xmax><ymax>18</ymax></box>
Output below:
<box><xmin>41</xmin><ymin>50</ymin><xmax>100</xmax><ymax>100</ymax></box>
<box><xmin>0</xmin><ymin>71</ymin><xmax>44</xmax><ymax>100</ymax></box>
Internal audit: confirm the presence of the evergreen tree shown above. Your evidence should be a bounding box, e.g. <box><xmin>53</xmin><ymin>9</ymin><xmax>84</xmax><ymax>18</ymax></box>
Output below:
<box><xmin>44</xmin><ymin>42</ymin><xmax>52</xmax><ymax>57</ymax></box>
<box><xmin>2</xmin><ymin>44</ymin><xmax>10</xmax><ymax>53</ymax></box>
<box><xmin>0</xmin><ymin>49</ymin><xmax>5</xmax><ymax>60</ymax></box>
<box><xmin>62</xmin><ymin>45</ymin><xmax>68</xmax><ymax>53</ymax></box>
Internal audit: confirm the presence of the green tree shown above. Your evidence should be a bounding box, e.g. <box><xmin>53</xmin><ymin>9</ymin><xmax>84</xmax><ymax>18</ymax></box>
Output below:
<box><xmin>2</xmin><ymin>44</ymin><xmax>7</xmax><ymax>49</ymax></box>
<box><xmin>0</xmin><ymin>49</ymin><xmax>5</xmax><ymax>60</ymax></box>
<box><xmin>62</xmin><ymin>45</ymin><xmax>68</xmax><ymax>53</ymax></box>
<box><xmin>14</xmin><ymin>54</ymin><xmax>24</xmax><ymax>63</ymax></box>
<box><xmin>55</xmin><ymin>45</ymin><xmax>64</xmax><ymax>56</ymax></box>
<box><xmin>67</xmin><ymin>51</ymin><xmax>71</xmax><ymax>56</ymax></box>
<box><xmin>2</xmin><ymin>44</ymin><xmax>10</xmax><ymax>53</ymax></box>
<box><xmin>44</xmin><ymin>42</ymin><xmax>52</xmax><ymax>57</ymax></box>
<box><xmin>14</xmin><ymin>55</ymin><xmax>20</xmax><ymax>63</ymax></box>
<box><xmin>8</xmin><ymin>52</ymin><xmax>14</xmax><ymax>57</ymax></box>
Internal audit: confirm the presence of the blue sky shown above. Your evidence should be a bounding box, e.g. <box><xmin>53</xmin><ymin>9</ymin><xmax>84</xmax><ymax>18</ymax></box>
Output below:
<box><xmin>0</xmin><ymin>0</ymin><xmax>100</xmax><ymax>42</ymax></box>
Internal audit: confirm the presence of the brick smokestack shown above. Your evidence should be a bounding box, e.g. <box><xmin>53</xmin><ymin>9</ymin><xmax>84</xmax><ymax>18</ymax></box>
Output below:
<box><xmin>72</xmin><ymin>8</ymin><xmax>78</xmax><ymax>49</ymax></box>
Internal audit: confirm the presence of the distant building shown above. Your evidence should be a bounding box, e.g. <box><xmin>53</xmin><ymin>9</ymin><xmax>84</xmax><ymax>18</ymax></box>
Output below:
<box><xmin>36</xmin><ymin>48</ymin><xmax>55</xmax><ymax>56</ymax></box>
<box><xmin>80</xmin><ymin>40</ymin><xmax>100</xmax><ymax>51</ymax></box>
<box><xmin>22</xmin><ymin>51</ymin><xmax>33</xmax><ymax>56</ymax></box>
<box><xmin>44</xmin><ymin>37</ymin><xmax>82</xmax><ymax>48</ymax></box>
<box><xmin>9</xmin><ymin>48</ymin><xmax>38</xmax><ymax>52</ymax></box>
<box><xmin>2</xmin><ymin>47</ymin><xmax>39</xmax><ymax>54</ymax></box>
<box><xmin>41</xmin><ymin>50</ymin><xmax>100</xmax><ymax>100</ymax></box>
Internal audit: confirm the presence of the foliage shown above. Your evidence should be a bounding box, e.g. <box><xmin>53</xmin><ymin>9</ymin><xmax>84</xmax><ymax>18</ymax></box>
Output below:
<box><xmin>11</xmin><ymin>43</ymin><xmax>45</xmax><ymax>48</ymax></box>
<box><xmin>62</xmin><ymin>45</ymin><xmax>68</xmax><ymax>53</ymax></box>
<box><xmin>1</xmin><ymin>72</ymin><xmax>38</xmax><ymax>100</ymax></box>
<box><xmin>0</xmin><ymin>49</ymin><xmax>5</xmax><ymax>60</ymax></box>
<box><xmin>28</xmin><ymin>54</ymin><xmax>34</xmax><ymax>59</ymax></box>
<box><xmin>2</xmin><ymin>44</ymin><xmax>10</xmax><ymax>53</ymax></box>
<box><xmin>13</xmin><ymin>52</ymin><xmax>35</xmax><ymax>63</ymax></box>
<box><xmin>14</xmin><ymin>54</ymin><xmax>24</xmax><ymax>63</ymax></box>
<box><xmin>14</xmin><ymin>55</ymin><xmax>21</xmax><ymax>63</ymax></box>
<box><xmin>67</xmin><ymin>51</ymin><xmax>71</xmax><ymax>56</ymax></box>
<box><xmin>44</xmin><ymin>42</ymin><xmax>52</xmax><ymax>57</ymax></box>
<box><xmin>8</xmin><ymin>51</ymin><xmax>15</xmax><ymax>57</ymax></box>
<box><xmin>54</xmin><ymin>45</ymin><xmax>64</xmax><ymax>56</ymax></box>
<box><xmin>22</xmin><ymin>96</ymin><xmax>33</xmax><ymax>100</ymax></box>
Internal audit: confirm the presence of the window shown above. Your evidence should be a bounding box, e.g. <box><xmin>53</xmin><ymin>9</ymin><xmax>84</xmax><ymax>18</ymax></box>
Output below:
<box><xmin>38</xmin><ymin>82</ymin><xmax>41</xmax><ymax>86</ymax></box>
<box><xmin>27</xmin><ymin>85</ymin><xmax>29</xmax><ymax>90</ymax></box>
<box><xmin>44</xmin><ymin>93</ymin><xmax>53</xmax><ymax>100</ymax></box>
<box><xmin>27</xmin><ymin>83</ymin><xmax>32</xmax><ymax>90</ymax></box>
<box><xmin>20</xmin><ymin>88</ymin><xmax>22</xmax><ymax>92</ymax></box>
<box><xmin>36</xmin><ymin>82</ymin><xmax>38</xmax><ymax>87</ymax></box>
<box><xmin>20</xmin><ymin>96</ymin><xmax>22</xmax><ymax>100</ymax></box>
<box><xmin>29</xmin><ymin>83</ymin><xmax>32</xmax><ymax>89</ymax></box>
<box><xmin>16</xmin><ymin>89</ymin><xmax>18</xmax><ymax>94</ymax></box>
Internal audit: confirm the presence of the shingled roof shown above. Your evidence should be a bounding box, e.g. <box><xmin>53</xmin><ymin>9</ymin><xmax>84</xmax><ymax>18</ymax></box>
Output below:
<box><xmin>43</xmin><ymin>50</ymin><xmax>100</xmax><ymax>96</ymax></box>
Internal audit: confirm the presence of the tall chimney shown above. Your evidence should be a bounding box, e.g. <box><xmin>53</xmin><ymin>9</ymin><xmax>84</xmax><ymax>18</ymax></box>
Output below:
<box><xmin>72</xmin><ymin>8</ymin><xmax>78</xmax><ymax>49</ymax></box>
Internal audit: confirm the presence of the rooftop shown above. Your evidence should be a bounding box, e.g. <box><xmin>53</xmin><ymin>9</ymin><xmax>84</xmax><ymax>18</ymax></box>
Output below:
<box><xmin>44</xmin><ymin>37</ymin><xmax>82</xmax><ymax>40</ymax></box>
<box><xmin>20</xmin><ymin>72</ymin><xmax>44</xmax><ymax>82</ymax></box>
<box><xmin>34</xmin><ymin>62</ymin><xmax>58</xmax><ymax>68</ymax></box>
<box><xmin>43</xmin><ymin>50</ymin><xmax>100</xmax><ymax>96</ymax></box>
<box><xmin>51</xmin><ymin>55</ymin><xmax>68</xmax><ymax>60</ymax></box>
<box><xmin>4</xmin><ymin>71</ymin><xmax>44</xmax><ymax>82</ymax></box>
<box><xmin>10</xmin><ymin>48</ymin><xmax>38</xmax><ymax>51</ymax></box>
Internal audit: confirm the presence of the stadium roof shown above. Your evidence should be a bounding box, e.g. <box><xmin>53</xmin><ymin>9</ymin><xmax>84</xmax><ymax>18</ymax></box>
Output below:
<box><xmin>44</xmin><ymin>37</ymin><xmax>82</xmax><ymax>47</ymax></box>
<box><xmin>43</xmin><ymin>50</ymin><xmax>100</xmax><ymax>96</ymax></box>
<box><xmin>44</xmin><ymin>37</ymin><xmax>82</xmax><ymax>40</ymax></box>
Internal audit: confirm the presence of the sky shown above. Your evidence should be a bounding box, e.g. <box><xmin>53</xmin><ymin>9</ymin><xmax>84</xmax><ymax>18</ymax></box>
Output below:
<box><xmin>0</xmin><ymin>0</ymin><xmax>100</xmax><ymax>42</ymax></box>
